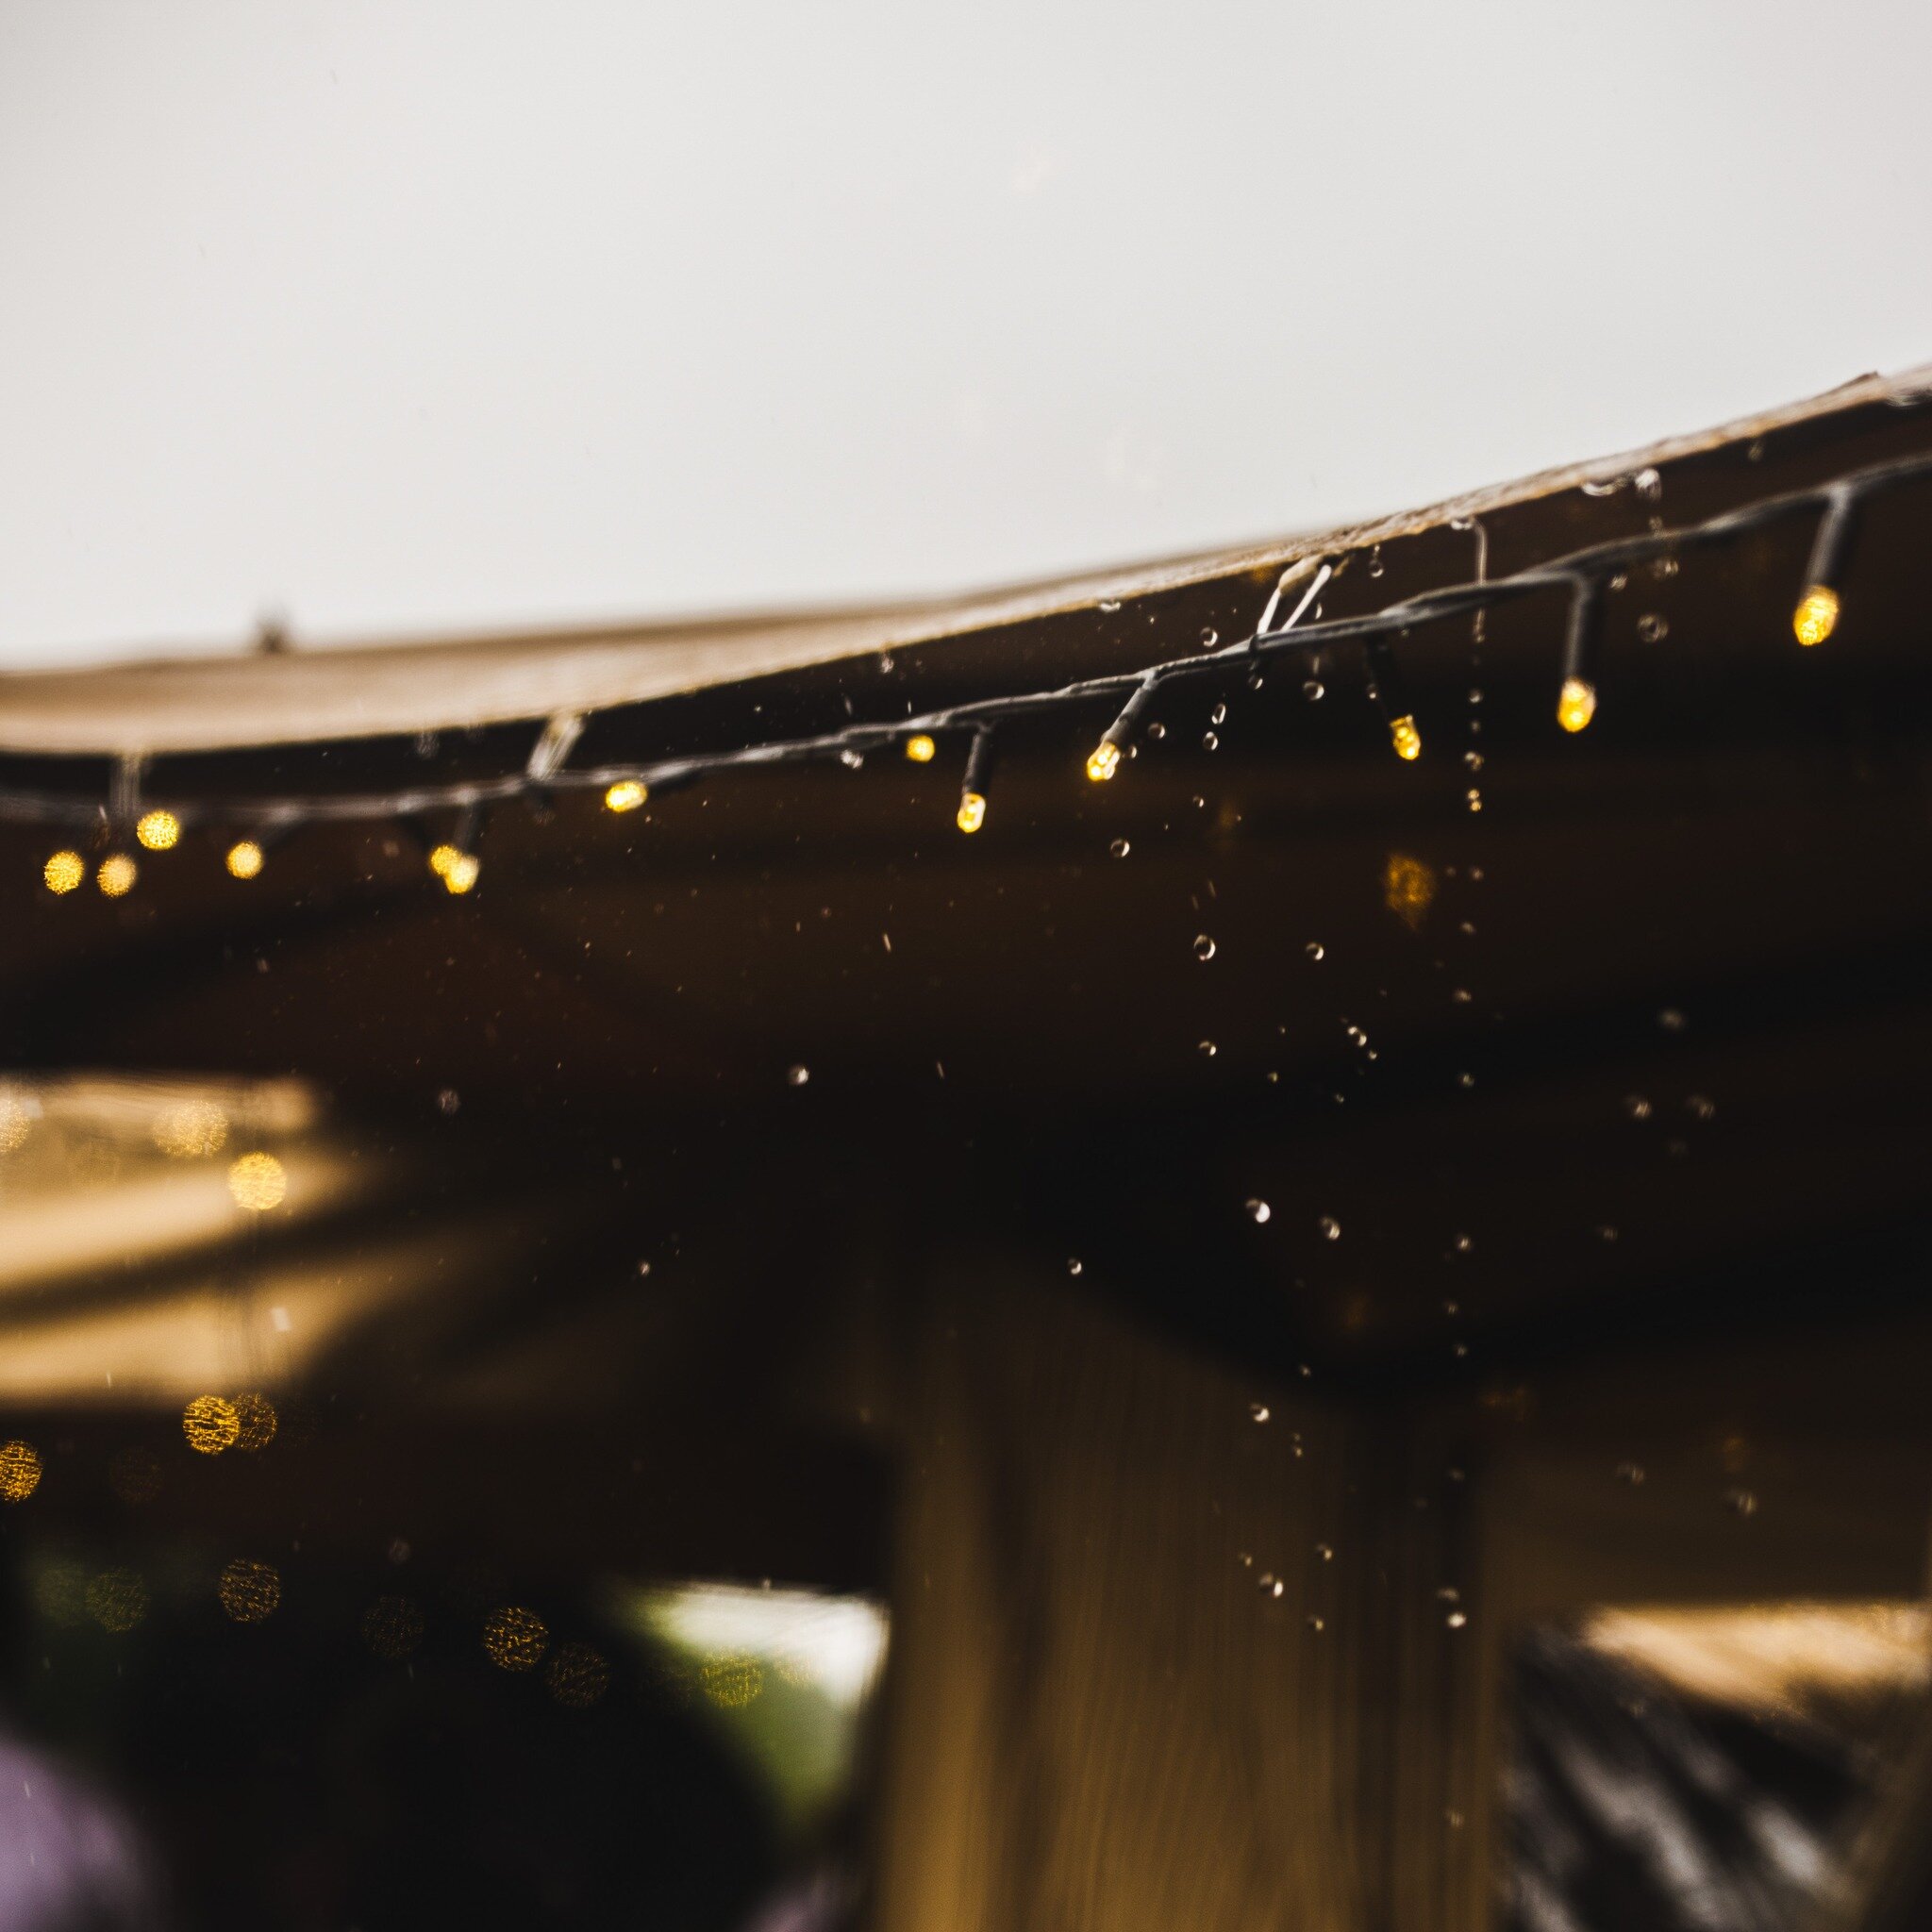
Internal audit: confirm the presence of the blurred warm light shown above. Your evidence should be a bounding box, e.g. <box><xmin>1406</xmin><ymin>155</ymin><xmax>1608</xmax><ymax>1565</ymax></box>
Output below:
<box><xmin>1086</xmin><ymin>740</ymin><xmax>1121</xmax><ymax>781</ymax></box>
<box><xmin>183</xmin><ymin>1393</ymin><xmax>241</xmax><ymax>1455</ymax></box>
<box><xmin>218</xmin><ymin>1557</ymin><xmax>281</xmax><ymax>1623</ymax></box>
<box><xmin>641</xmin><ymin>1583</ymin><xmax>889</xmax><ymax>1709</ymax></box>
<box><xmin>1557</xmin><ymin>676</ymin><xmax>1598</xmax><ymax>733</ymax></box>
<box><xmin>152</xmin><ymin>1098</ymin><xmax>228</xmax><ymax>1159</ymax></box>
<box><xmin>427</xmin><ymin>842</ymin><xmax>458</xmax><ymax>877</ymax></box>
<box><xmin>42</xmin><ymin>850</ymin><xmax>85</xmax><ymax>894</ymax></box>
<box><xmin>0</xmin><ymin>1088</ymin><xmax>38</xmax><ymax>1154</ymax></box>
<box><xmin>1383</xmin><ymin>852</ymin><xmax>1437</xmax><ymax>930</ymax></box>
<box><xmin>363</xmin><ymin>1595</ymin><xmax>426</xmax><ymax>1660</ymax></box>
<box><xmin>1792</xmin><ymin>584</ymin><xmax>1840</xmax><ymax>646</ymax></box>
<box><xmin>545</xmin><ymin>1641</ymin><xmax>611</xmax><ymax>1707</ymax></box>
<box><xmin>443</xmin><ymin>851</ymin><xmax>480</xmax><ymax>893</ymax></box>
<box><xmin>0</xmin><ymin>1440</ymin><xmax>42</xmax><ymax>1502</ymax></box>
<box><xmin>903</xmin><ymin>734</ymin><xmax>936</xmax><ymax>763</ymax></box>
<box><xmin>1581</xmin><ymin>1602</ymin><xmax>1932</xmax><ymax>1717</ymax></box>
<box><xmin>232</xmin><ymin>1391</ymin><xmax>278</xmax><ymax>1452</ymax></box>
<box><xmin>483</xmin><ymin>1606</ymin><xmax>549</xmax><ymax>1671</ymax></box>
<box><xmin>225</xmin><ymin>840</ymin><xmax>264</xmax><ymax>879</ymax></box>
<box><xmin>1390</xmin><ymin>715</ymin><xmax>1422</xmax><ymax>761</ymax></box>
<box><xmin>227</xmin><ymin>1151</ymin><xmax>287</xmax><ymax>1211</ymax></box>
<box><xmin>96</xmin><ymin>853</ymin><xmax>138</xmax><ymax>896</ymax></box>
<box><xmin>603</xmin><ymin>779</ymin><xmax>647</xmax><ymax>812</ymax></box>
<box><xmin>86</xmin><ymin>1569</ymin><xmax>148</xmax><ymax>1633</ymax></box>
<box><xmin>701</xmin><ymin>1654</ymin><xmax>764</xmax><ymax>1707</ymax></box>
<box><xmin>956</xmin><ymin>791</ymin><xmax>986</xmax><ymax>834</ymax></box>
<box><xmin>136</xmin><ymin>809</ymin><xmax>180</xmax><ymax>852</ymax></box>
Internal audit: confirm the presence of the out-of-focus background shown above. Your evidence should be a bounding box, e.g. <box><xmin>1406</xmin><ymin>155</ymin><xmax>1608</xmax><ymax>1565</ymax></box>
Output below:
<box><xmin>3</xmin><ymin>0</ymin><xmax>1930</xmax><ymax>668</ymax></box>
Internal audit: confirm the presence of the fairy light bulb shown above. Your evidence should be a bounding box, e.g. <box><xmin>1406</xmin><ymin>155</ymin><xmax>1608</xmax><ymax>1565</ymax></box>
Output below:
<box><xmin>427</xmin><ymin>843</ymin><xmax>459</xmax><ymax>879</ymax></box>
<box><xmin>136</xmin><ymin>809</ymin><xmax>180</xmax><ymax>851</ymax></box>
<box><xmin>1086</xmin><ymin>740</ymin><xmax>1122</xmax><ymax>782</ymax></box>
<box><xmin>603</xmin><ymin>780</ymin><xmax>647</xmax><ymax>812</ymax></box>
<box><xmin>956</xmin><ymin>791</ymin><xmax>987</xmax><ymax>835</ymax></box>
<box><xmin>225</xmin><ymin>840</ymin><xmax>264</xmax><ymax>879</ymax></box>
<box><xmin>42</xmin><ymin>850</ymin><xmax>85</xmax><ymax>895</ymax></box>
<box><xmin>1792</xmin><ymin>585</ymin><xmax>1839</xmax><ymax>647</ymax></box>
<box><xmin>904</xmin><ymin>735</ymin><xmax>936</xmax><ymax>763</ymax></box>
<box><xmin>1557</xmin><ymin>677</ymin><xmax>1598</xmax><ymax>734</ymax></box>
<box><xmin>1389</xmin><ymin>715</ymin><xmax>1422</xmax><ymax>761</ymax></box>
<box><xmin>96</xmin><ymin>854</ymin><xmax>138</xmax><ymax>897</ymax></box>
<box><xmin>441</xmin><ymin>852</ymin><xmax>480</xmax><ymax>894</ymax></box>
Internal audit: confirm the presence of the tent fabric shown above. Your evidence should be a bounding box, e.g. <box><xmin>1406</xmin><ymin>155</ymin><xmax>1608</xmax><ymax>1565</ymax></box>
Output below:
<box><xmin>0</xmin><ymin>368</ymin><xmax>1920</xmax><ymax>759</ymax></box>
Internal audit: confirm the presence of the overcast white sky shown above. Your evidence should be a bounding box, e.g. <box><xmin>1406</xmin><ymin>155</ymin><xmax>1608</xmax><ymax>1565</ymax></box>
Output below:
<box><xmin>3</xmin><ymin>1</ymin><xmax>1929</xmax><ymax>669</ymax></box>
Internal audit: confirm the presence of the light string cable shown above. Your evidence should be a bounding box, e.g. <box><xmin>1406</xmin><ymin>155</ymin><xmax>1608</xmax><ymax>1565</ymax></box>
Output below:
<box><xmin>13</xmin><ymin>449</ymin><xmax>1932</xmax><ymax>883</ymax></box>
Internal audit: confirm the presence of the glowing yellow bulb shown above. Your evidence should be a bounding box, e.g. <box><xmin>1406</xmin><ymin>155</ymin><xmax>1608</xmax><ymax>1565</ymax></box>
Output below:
<box><xmin>183</xmin><ymin>1395</ymin><xmax>241</xmax><ymax>1455</ymax></box>
<box><xmin>225</xmin><ymin>840</ymin><xmax>264</xmax><ymax>879</ymax></box>
<box><xmin>1390</xmin><ymin>715</ymin><xmax>1422</xmax><ymax>761</ymax></box>
<box><xmin>1086</xmin><ymin>740</ymin><xmax>1122</xmax><ymax>782</ymax></box>
<box><xmin>136</xmin><ymin>809</ymin><xmax>180</xmax><ymax>851</ymax></box>
<box><xmin>904</xmin><ymin>734</ymin><xmax>936</xmax><ymax>763</ymax></box>
<box><xmin>96</xmin><ymin>853</ymin><xmax>138</xmax><ymax>897</ymax></box>
<box><xmin>0</xmin><ymin>1440</ymin><xmax>42</xmax><ymax>1504</ymax></box>
<box><xmin>957</xmin><ymin>791</ymin><xmax>986</xmax><ymax>834</ymax></box>
<box><xmin>604</xmin><ymin>779</ymin><xmax>647</xmax><ymax>812</ymax></box>
<box><xmin>1557</xmin><ymin>677</ymin><xmax>1598</xmax><ymax>734</ymax></box>
<box><xmin>427</xmin><ymin>843</ymin><xmax>458</xmax><ymax>876</ymax></box>
<box><xmin>227</xmin><ymin>1151</ymin><xmax>287</xmax><ymax>1211</ymax></box>
<box><xmin>42</xmin><ymin>850</ymin><xmax>85</xmax><ymax>894</ymax></box>
<box><xmin>1792</xmin><ymin>584</ymin><xmax>1839</xmax><ymax>646</ymax></box>
<box><xmin>442</xmin><ymin>852</ymin><xmax>480</xmax><ymax>893</ymax></box>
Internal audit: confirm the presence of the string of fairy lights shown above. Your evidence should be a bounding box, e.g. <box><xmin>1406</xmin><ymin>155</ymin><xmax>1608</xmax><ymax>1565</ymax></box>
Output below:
<box><xmin>13</xmin><ymin>447</ymin><xmax>1931</xmax><ymax>900</ymax></box>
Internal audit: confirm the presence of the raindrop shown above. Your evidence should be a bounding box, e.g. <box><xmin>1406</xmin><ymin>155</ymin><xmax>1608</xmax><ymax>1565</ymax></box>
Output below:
<box><xmin>1345</xmin><ymin>1024</ymin><xmax>1368</xmax><ymax>1047</ymax></box>
<box><xmin>1146</xmin><ymin>721</ymin><xmax>1166</xmax><ymax>741</ymax></box>
<box><xmin>1608</xmin><ymin>571</ymin><xmax>1628</xmax><ymax>592</ymax></box>
<box><xmin>1637</xmin><ymin>613</ymin><xmax>1669</xmax><ymax>643</ymax></box>
<box><xmin>1305</xmin><ymin>941</ymin><xmax>1324</xmax><ymax>961</ymax></box>
<box><xmin>1067</xmin><ymin>1257</ymin><xmax>1083</xmax><ymax>1276</ymax></box>
<box><xmin>1314</xmin><ymin>1541</ymin><xmax>1334</xmax><ymax>1561</ymax></box>
<box><xmin>437</xmin><ymin>1088</ymin><xmax>460</xmax><ymax>1116</ymax></box>
<box><xmin>1198</xmin><ymin>1041</ymin><xmax>1218</xmax><ymax>1058</ymax></box>
<box><xmin>1747</xmin><ymin>439</ymin><xmax>1765</xmax><ymax>461</ymax></box>
<box><xmin>1616</xmin><ymin>1461</ymin><xmax>1645</xmax><ymax>1486</ymax></box>
<box><xmin>1306</xmin><ymin>1614</ymin><xmax>1325</xmax><ymax>1631</ymax></box>
<box><xmin>1634</xmin><ymin>466</ymin><xmax>1662</xmax><ymax>500</ymax></box>
<box><xmin>1457</xmin><ymin>1072</ymin><xmax>1475</xmax><ymax>1089</ymax></box>
<box><xmin>1246</xmin><ymin>1199</ymin><xmax>1272</xmax><ymax>1224</ymax></box>
<box><xmin>1580</xmin><ymin>477</ymin><xmax>1624</xmax><ymax>498</ymax></box>
<box><xmin>1109</xmin><ymin>838</ymin><xmax>1130</xmax><ymax>858</ymax></box>
<box><xmin>1099</xmin><ymin>599</ymin><xmax>1122</xmax><ymax>613</ymax></box>
<box><xmin>1624</xmin><ymin>1095</ymin><xmax>1652</xmax><ymax>1121</ymax></box>
<box><xmin>1597</xmin><ymin>1224</ymin><xmax>1620</xmax><ymax>1244</ymax></box>
<box><xmin>1658</xmin><ymin>1008</ymin><xmax>1687</xmax><ymax>1032</ymax></box>
<box><xmin>1453</xmin><ymin>1233</ymin><xmax>1472</xmax><ymax>1254</ymax></box>
<box><xmin>1200</xmin><ymin>627</ymin><xmax>1219</xmax><ymax>648</ymax></box>
<box><xmin>1445</xmin><ymin>1610</ymin><xmax>1469</xmax><ymax>1630</ymax></box>
<box><xmin>1651</xmin><ymin>552</ymin><xmax>1679</xmax><ymax>580</ymax></box>
<box><xmin>1303</xmin><ymin>679</ymin><xmax>1324</xmax><ymax>701</ymax></box>
<box><xmin>1191</xmin><ymin>795</ymin><xmax>1206</xmax><ymax>810</ymax></box>
<box><xmin>1367</xmin><ymin>545</ymin><xmax>1384</xmax><ymax>577</ymax></box>
<box><xmin>1451</xmin><ymin>988</ymin><xmax>1472</xmax><ymax>1005</ymax></box>
<box><xmin>1249</xmin><ymin>1402</ymin><xmax>1271</xmax><ymax>1423</ymax></box>
<box><xmin>786</xmin><ymin>1064</ymin><xmax>810</xmax><ymax>1087</ymax></box>
<box><xmin>1318</xmin><ymin>1216</ymin><xmax>1341</xmax><ymax>1241</ymax></box>
<box><xmin>1464</xmin><ymin>751</ymin><xmax>1483</xmax><ymax>772</ymax></box>
<box><xmin>1466</xmin><ymin>791</ymin><xmax>1483</xmax><ymax>814</ymax></box>
<box><xmin>636</xmin><ymin>1260</ymin><xmax>653</xmax><ymax>1278</ymax></box>
<box><xmin>1468</xmin><ymin>688</ymin><xmax>1484</xmax><ymax>706</ymax></box>
<box><xmin>840</xmin><ymin>748</ymin><xmax>864</xmax><ymax>769</ymax></box>
<box><xmin>1209</xmin><ymin>702</ymin><xmax>1227</xmax><ymax>725</ymax></box>
<box><xmin>1688</xmin><ymin>1094</ymin><xmax>1716</xmax><ymax>1121</ymax></box>
<box><xmin>1725</xmin><ymin>1487</ymin><xmax>1758</xmax><ymax>1518</ymax></box>
<box><xmin>1202</xmin><ymin>731</ymin><xmax>1220</xmax><ymax>752</ymax></box>
<box><xmin>1194</xmin><ymin>934</ymin><xmax>1217</xmax><ymax>960</ymax></box>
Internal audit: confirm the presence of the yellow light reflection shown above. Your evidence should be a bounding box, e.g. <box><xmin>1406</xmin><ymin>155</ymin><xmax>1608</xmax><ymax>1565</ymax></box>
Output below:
<box><xmin>183</xmin><ymin>1394</ymin><xmax>241</xmax><ymax>1455</ymax></box>
<box><xmin>42</xmin><ymin>850</ymin><xmax>85</xmax><ymax>895</ymax></box>
<box><xmin>218</xmin><ymin>1557</ymin><xmax>281</xmax><ymax>1623</ymax></box>
<box><xmin>483</xmin><ymin>1606</ymin><xmax>549</xmax><ymax>1671</ymax></box>
<box><xmin>86</xmin><ymin>1569</ymin><xmax>148</xmax><ymax>1633</ymax></box>
<box><xmin>225</xmin><ymin>840</ymin><xmax>264</xmax><ymax>879</ymax></box>
<box><xmin>604</xmin><ymin>780</ymin><xmax>647</xmax><ymax>813</ymax></box>
<box><xmin>227</xmin><ymin>1151</ymin><xmax>287</xmax><ymax>1211</ymax></box>
<box><xmin>701</xmin><ymin>1653</ymin><xmax>765</xmax><ymax>1708</ymax></box>
<box><xmin>152</xmin><ymin>1098</ymin><xmax>228</xmax><ymax>1159</ymax></box>
<box><xmin>136</xmin><ymin>809</ymin><xmax>180</xmax><ymax>852</ymax></box>
<box><xmin>96</xmin><ymin>853</ymin><xmax>138</xmax><ymax>897</ymax></box>
<box><xmin>362</xmin><ymin>1595</ymin><xmax>426</xmax><ymax>1660</ymax></box>
<box><xmin>545</xmin><ymin>1641</ymin><xmax>611</xmax><ymax>1707</ymax></box>
<box><xmin>903</xmin><ymin>735</ymin><xmax>936</xmax><ymax>764</ymax></box>
<box><xmin>0</xmin><ymin>1440</ymin><xmax>42</xmax><ymax>1502</ymax></box>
